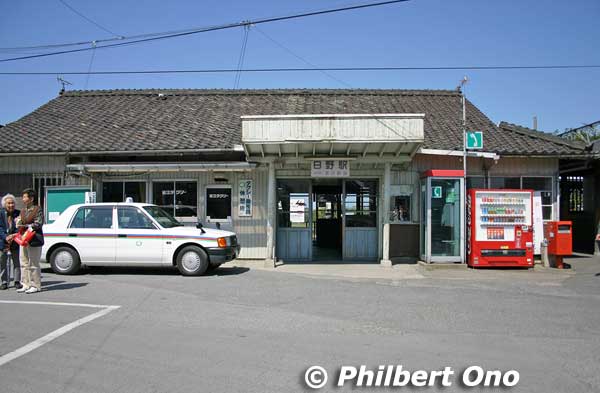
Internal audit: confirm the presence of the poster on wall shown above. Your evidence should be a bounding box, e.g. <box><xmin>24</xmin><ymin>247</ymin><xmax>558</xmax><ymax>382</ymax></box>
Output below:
<box><xmin>290</xmin><ymin>196</ymin><xmax>306</xmax><ymax>223</ymax></box>
<box><xmin>238</xmin><ymin>180</ymin><xmax>253</xmax><ymax>217</ymax></box>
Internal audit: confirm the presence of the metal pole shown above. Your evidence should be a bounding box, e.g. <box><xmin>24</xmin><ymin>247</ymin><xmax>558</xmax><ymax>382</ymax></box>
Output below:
<box><xmin>461</xmin><ymin>77</ymin><xmax>468</xmax><ymax>264</ymax></box>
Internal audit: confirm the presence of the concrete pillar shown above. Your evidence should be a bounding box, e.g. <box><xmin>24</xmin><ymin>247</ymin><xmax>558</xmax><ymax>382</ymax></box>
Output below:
<box><xmin>381</xmin><ymin>162</ymin><xmax>392</xmax><ymax>267</ymax></box>
<box><xmin>265</xmin><ymin>160</ymin><xmax>276</xmax><ymax>267</ymax></box>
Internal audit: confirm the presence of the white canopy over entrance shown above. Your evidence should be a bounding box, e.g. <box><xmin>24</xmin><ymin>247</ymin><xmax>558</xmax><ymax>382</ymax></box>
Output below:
<box><xmin>241</xmin><ymin>113</ymin><xmax>424</xmax><ymax>161</ymax></box>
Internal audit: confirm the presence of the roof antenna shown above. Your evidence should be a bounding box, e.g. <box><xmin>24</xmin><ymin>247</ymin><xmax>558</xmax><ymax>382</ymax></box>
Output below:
<box><xmin>56</xmin><ymin>75</ymin><xmax>72</xmax><ymax>95</ymax></box>
<box><xmin>457</xmin><ymin>75</ymin><xmax>468</xmax><ymax>92</ymax></box>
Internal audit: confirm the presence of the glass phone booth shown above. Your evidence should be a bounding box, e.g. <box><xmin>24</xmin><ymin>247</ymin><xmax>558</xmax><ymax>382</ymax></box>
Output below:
<box><xmin>420</xmin><ymin>170</ymin><xmax>465</xmax><ymax>263</ymax></box>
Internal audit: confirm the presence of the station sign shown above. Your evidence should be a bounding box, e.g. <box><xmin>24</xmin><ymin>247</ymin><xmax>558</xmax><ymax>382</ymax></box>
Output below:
<box><xmin>311</xmin><ymin>159</ymin><xmax>350</xmax><ymax>178</ymax></box>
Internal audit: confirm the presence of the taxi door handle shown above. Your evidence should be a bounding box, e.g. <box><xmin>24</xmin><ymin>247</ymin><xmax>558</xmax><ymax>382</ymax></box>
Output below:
<box><xmin>118</xmin><ymin>234</ymin><xmax>127</xmax><ymax>238</ymax></box>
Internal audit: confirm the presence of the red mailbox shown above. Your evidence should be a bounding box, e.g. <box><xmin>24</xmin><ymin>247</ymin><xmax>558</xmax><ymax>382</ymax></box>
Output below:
<box><xmin>544</xmin><ymin>221</ymin><xmax>572</xmax><ymax>255</ymax></box>
<box><xmin>543</xmin><ymin>221</ymin><xmax>572</xmax><ymax>268</ymax></box>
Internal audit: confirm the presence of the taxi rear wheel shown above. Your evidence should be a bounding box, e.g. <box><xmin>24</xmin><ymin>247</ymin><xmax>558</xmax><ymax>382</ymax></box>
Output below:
<box><xmin>50</xmin><ymin>246</ymin><xmax>81</xmax><ymax>275</ymax></box>
<box><xmin>176</xmin><ymin>246</ymin><xmax>209</xmax><ymax>276</ymax></box>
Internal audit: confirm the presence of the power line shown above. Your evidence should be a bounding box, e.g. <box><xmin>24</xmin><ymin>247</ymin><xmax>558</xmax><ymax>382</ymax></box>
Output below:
<box><xmin>84</xmin><ymin>42</ymin><xmax>97</xmax><ymax>89</ymax></box>
<box><xmin>0</xmin><ymin>0</ymin><xmax>407</xmax><ymax>53</ymax></box>
<box><xmin>1</xmin><ymin>64</ymin><xmax>599</xmax><ymax>75</ymax></box>
<box><xmin>252</xmin><ymin>26</ymin><xmax>414</xmax><ymax>141</ymax></box>
<box><xmin>0</xmin><ymin>0</ymin><xmax>410</xmax><ymax>63</ymax></box>
<box><xmin>58</xmin><ymin>0</ymin><xmax>122</xmax><ymax>38</ymax></box>
<box><xmin>234</xmin><ymin>24</ymin><xmax>251</xmax><ymax>88</ymax></box>
<box><xmin>254</xmin><ymin>26</ymin><xmax>351</xmax><ymax>88</ymax></box>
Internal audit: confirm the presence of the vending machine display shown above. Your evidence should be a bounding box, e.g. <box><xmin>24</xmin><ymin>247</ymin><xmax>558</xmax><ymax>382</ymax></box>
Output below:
<box><xmin>467</xmin><ymin>189</ymin><xmax>534</xmax><ymax>267</ymax></box>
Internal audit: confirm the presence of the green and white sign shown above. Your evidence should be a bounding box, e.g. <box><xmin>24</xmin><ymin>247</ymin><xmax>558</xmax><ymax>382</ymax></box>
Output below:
<box><xmin>45</xmin><ymin>186</ymin><xmax>89</xmax><ymax>224</ymax></box>
<box><xmin>466</xmin><ymin>131</ymin><xmax>483</xmax><ymax>149</ymax></box>
<box><xmin>432</xmin><ymin>186</ymin><xmax>443</xmax><ymax>199</ymax></box>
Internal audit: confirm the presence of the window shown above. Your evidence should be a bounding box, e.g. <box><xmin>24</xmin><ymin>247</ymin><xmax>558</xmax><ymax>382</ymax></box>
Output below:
<box><xmin>152</xmin><ymin>181</ymin><xmax>197</xmax><ymax>219</ymax></box>
<box><xmin>344</xmin><ymin>180</ymin><xmax>377</xmax><ymax>227</ymax></box>
<box><xmin>489</xmin><ymin>177</ymin><xmax>520</xmax><ymax>189</ymax></box>
<box><xmin>390</xmin><ymin>195</ymin><xmax>411</xmax><ymax>222</ymax></box>
<box><xmin>143</xmin><ymin>206</ymin><xmax>183</xmax><ymax>228</ymax></box>
<box><xmin>117</xmin><ymin>207</ymin><xmax>156</xmax><ymax>230</ymax></box>
<box><xmin>467</xmin><ymin>176</ymin><xmax>486</xmax><ymax>189</ymax></box>
<box><xmin>70</xmin><ymin>207</ymin><xmax>113</xmax><ymax>229</ymax></box>
<box><xmin>33</xmin><ymin>173</ymin><xmax>64</xmax><ymax>214</ymax></box>
<box><xmin>564</xmin><ymin>176</ymin><xmax>584</xmax><ymax>212</ymax></box>
<box><xmin>102</xmin><ymin>182</ymin><xmax>146</xmax><ymax>203</ymax></box>
<box><xmin>277</xmin><ymin>180</ymin><xmax>310</xmax><ymax>228</ymax></box>
<box><xmin>206</xmin><ymin>186</ymin><xmax>232</xmax><ymax>222</ymax></box>
<box><xmin>523</xmin><ymin>177</ymin><xmax>553</xmax><ymax>220</ymax></box>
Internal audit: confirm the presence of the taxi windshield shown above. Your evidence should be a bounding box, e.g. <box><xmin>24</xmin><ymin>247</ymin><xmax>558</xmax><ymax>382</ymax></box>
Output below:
<box><xmin>143</xmin><ymin>206</ymin><xmax>184</xmax><ymax>228</ymax></box>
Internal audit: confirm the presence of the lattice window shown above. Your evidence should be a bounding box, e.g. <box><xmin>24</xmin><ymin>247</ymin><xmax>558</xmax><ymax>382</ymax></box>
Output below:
<box><xmin>33</xmin><ymin>173</ymin><xmax>64</xmax><ymax>210</ymax></box>
<box><xmin>565</xmin><ymin>176</ymin><xmax>584</xmax><ymax>212</ymax></box>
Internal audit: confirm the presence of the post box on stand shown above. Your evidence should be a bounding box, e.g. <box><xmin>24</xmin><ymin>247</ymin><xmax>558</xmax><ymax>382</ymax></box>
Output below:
<box><xmin>543</xmin><ymin>221</ymin><xmax>572</xmax><ymax>268</ymax></box>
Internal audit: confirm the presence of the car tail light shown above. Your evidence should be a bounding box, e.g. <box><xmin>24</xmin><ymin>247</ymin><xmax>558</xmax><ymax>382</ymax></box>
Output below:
<box><xmin>217</xmin><ymin>237</ymin><xmax>228</xmax><ymax>248</ymax></box>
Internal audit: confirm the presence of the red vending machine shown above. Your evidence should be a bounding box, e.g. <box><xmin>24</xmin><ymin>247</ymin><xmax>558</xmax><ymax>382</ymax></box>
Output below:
<box><xmin>467</xmin><ymin>189</ymin><xmax>534</xmax><ymax>267</ymax></box>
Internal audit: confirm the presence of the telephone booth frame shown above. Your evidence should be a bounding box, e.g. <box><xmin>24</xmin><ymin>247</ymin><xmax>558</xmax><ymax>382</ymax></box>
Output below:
<box><xmin>420</xmin><ymin>170</ymin><xmax>465</xmax><ymax>263</ymax></box>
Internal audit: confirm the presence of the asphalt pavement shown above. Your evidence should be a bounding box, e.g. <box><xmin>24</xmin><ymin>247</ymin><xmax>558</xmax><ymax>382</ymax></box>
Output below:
<box><xmin>0</xmin><ymin>256</ymin><xmax>599</xmax><ymax>393</ymax></box>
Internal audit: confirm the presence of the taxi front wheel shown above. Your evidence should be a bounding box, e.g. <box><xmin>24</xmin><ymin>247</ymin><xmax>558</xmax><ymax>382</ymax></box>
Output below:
<box><xmin>176</xmin><ymin>246</ymin><xmax>209</xmax><ymax>276</ymax></box>
<box><xmin>50</xmin><ymin>246</ymin><xmax>81</xmax><ymax>275</ymax></box>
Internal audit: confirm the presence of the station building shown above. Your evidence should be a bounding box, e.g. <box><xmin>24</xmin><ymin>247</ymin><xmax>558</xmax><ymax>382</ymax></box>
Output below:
<box><xmin>0</xmin><ymin>89</ymin><xmax>591</xmax><ymax>265</ymax></box>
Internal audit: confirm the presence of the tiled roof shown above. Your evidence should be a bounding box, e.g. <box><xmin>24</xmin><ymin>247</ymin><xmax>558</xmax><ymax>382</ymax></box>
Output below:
<box><xmin>497</xmin><ymin>122</ymin><xmax>587</xmax><ymax>156</ymax></box>
<box><xmin>0</xmin><ymin>88</ymin><xmax>587</xmax><ymax>156</ymax></box>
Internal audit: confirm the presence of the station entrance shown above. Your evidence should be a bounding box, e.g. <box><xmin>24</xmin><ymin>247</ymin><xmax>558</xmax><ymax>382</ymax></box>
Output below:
<box><xmin>275</xmin><ymin>178</ymin><xmax>378</xmax><ymax>262</ymax></box>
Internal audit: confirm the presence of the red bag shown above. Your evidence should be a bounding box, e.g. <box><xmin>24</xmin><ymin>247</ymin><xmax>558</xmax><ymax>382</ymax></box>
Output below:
<box><xmin>14</xmin><ymin>228</ymin><xmax>36</xmax><ymax>247</ymax></box>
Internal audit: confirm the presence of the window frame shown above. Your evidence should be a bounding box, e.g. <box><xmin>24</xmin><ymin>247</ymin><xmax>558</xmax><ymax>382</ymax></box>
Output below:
<box><xmin>522</xmin><ymin>176</ymin><xmax>555</xmax><ymax>221</ymax></box>
<box><xmin>150</xmin><ymin>180</ymin><xmax>198</xmax><ymax>223</ymax></box>
<box><xmin>68</xmin><ymin>206</ymin><xmax>115</xmax><ymax>230</ymax></box>
<box><xmin>116</xmin><ymin>206</ymin><xmax>159</xmax><ymax>230</ymax></box>
<box><xmin>101</xmin><ymin>180</ymin><xmax>148</xmax><ymax>203</ymax></box>
<box><xmin>344</xmin><ymin>179</ymin><xmax>378</xmax><ymax>228</ymax></box>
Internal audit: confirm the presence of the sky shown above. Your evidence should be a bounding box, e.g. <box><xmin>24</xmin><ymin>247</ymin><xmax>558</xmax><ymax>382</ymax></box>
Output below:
<box><xmin>0</xmin><ymin>0</ymin><xmax>599</xmax><ymax>133</ymax></box>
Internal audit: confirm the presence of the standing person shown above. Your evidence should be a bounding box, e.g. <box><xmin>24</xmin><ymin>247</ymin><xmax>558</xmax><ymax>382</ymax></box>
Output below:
<box><xmin>16</xmin><ymin>188</ymin><xmax>44</xmax><ymax>294</ymax></box>
<box><xmin>0</xmin><ymin>194</ymin><xmax>21</xmax><ymax>290</ymax></box>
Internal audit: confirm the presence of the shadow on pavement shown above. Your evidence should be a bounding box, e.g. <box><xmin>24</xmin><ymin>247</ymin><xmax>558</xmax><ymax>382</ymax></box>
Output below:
<box><xmin>42</xmin><ymin>282</ymin><xmax>88</xmax><ymax>291</ymax></box>
<box><xmin>206</xmin><ymin>267</ymin><xmax>250</xmax><ymax>277</ymax></box>
<box><xmin>68</xmin><ymin>265</ymin><xmax>251</xmax><ymax>277</ymax></box>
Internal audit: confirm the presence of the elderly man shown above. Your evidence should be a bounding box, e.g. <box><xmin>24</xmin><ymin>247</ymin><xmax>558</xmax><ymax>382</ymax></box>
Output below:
<box><xmin>0</xmin><ymin>194</ymin><xmax>21</xmax><ymax>290</ymax></box>
<box><xmin>16</xmin><ymin>188</ymin><xmax>44</xmax><ymax>294</ymax></box>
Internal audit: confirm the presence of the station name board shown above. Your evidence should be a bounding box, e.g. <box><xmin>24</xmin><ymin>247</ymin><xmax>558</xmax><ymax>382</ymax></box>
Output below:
<box><xmin>311</xmin><ymin>159</ymin><xmax>350</xmax><ymax>178</ymax></box>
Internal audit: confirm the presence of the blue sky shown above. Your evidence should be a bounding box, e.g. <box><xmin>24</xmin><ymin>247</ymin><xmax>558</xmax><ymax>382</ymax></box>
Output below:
<box><xmin>1</xmin><ymin>0</ymin><xmax>598</xmax><ymax>132</ymax></box>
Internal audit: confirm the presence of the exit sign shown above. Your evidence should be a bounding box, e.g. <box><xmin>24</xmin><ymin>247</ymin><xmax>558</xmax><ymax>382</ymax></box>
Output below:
<box><xmin>466</xmin><ymin>131</ymin><xmax>483</xmax><ymax>149</ymax></box>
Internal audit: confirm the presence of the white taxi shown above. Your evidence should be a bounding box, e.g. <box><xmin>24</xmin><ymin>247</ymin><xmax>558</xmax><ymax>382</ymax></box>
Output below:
<box><xmin>41</xmin><ymin>203</ymin><xmax>240</xmax><ymax>276</ymax></box>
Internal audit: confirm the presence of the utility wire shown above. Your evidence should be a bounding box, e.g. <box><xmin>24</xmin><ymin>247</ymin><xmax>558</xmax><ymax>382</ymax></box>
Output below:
<box><xmin>254</xmin><ymin>26</ymin><xmax>351</xmax><ymax>88</ymax></box>
<box><xmin>58</xmin><ymin>0</ymin><xmax>122</xmax><ymax>38</ymax></box>
<box><xmin>234</xmin><ymin>24</ymin><xmax>251</xmax><ymax>89</ymax></box>
<box><xmin>1</xmin><ymin>64</ymin><xmax>599</xmax><ymax>75</ymax></box>
<box><xmin>0</xmin><ymin>0</ymin><xmax>406</xmax><ymax>52</ymax></box>
<box><xmin>0</xmin><ymin>0</ymin><xmax>410</xmax><ymax>63</ymax></box>
<box><xmin>84</xmin><ymin>42</ymin><xmax>97</xmax><ymax>89</ymax></box>
<box><xmin>252</xmin><ymin>26</ymin><xmax>410</xmax><ymax>141</ymax></box>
